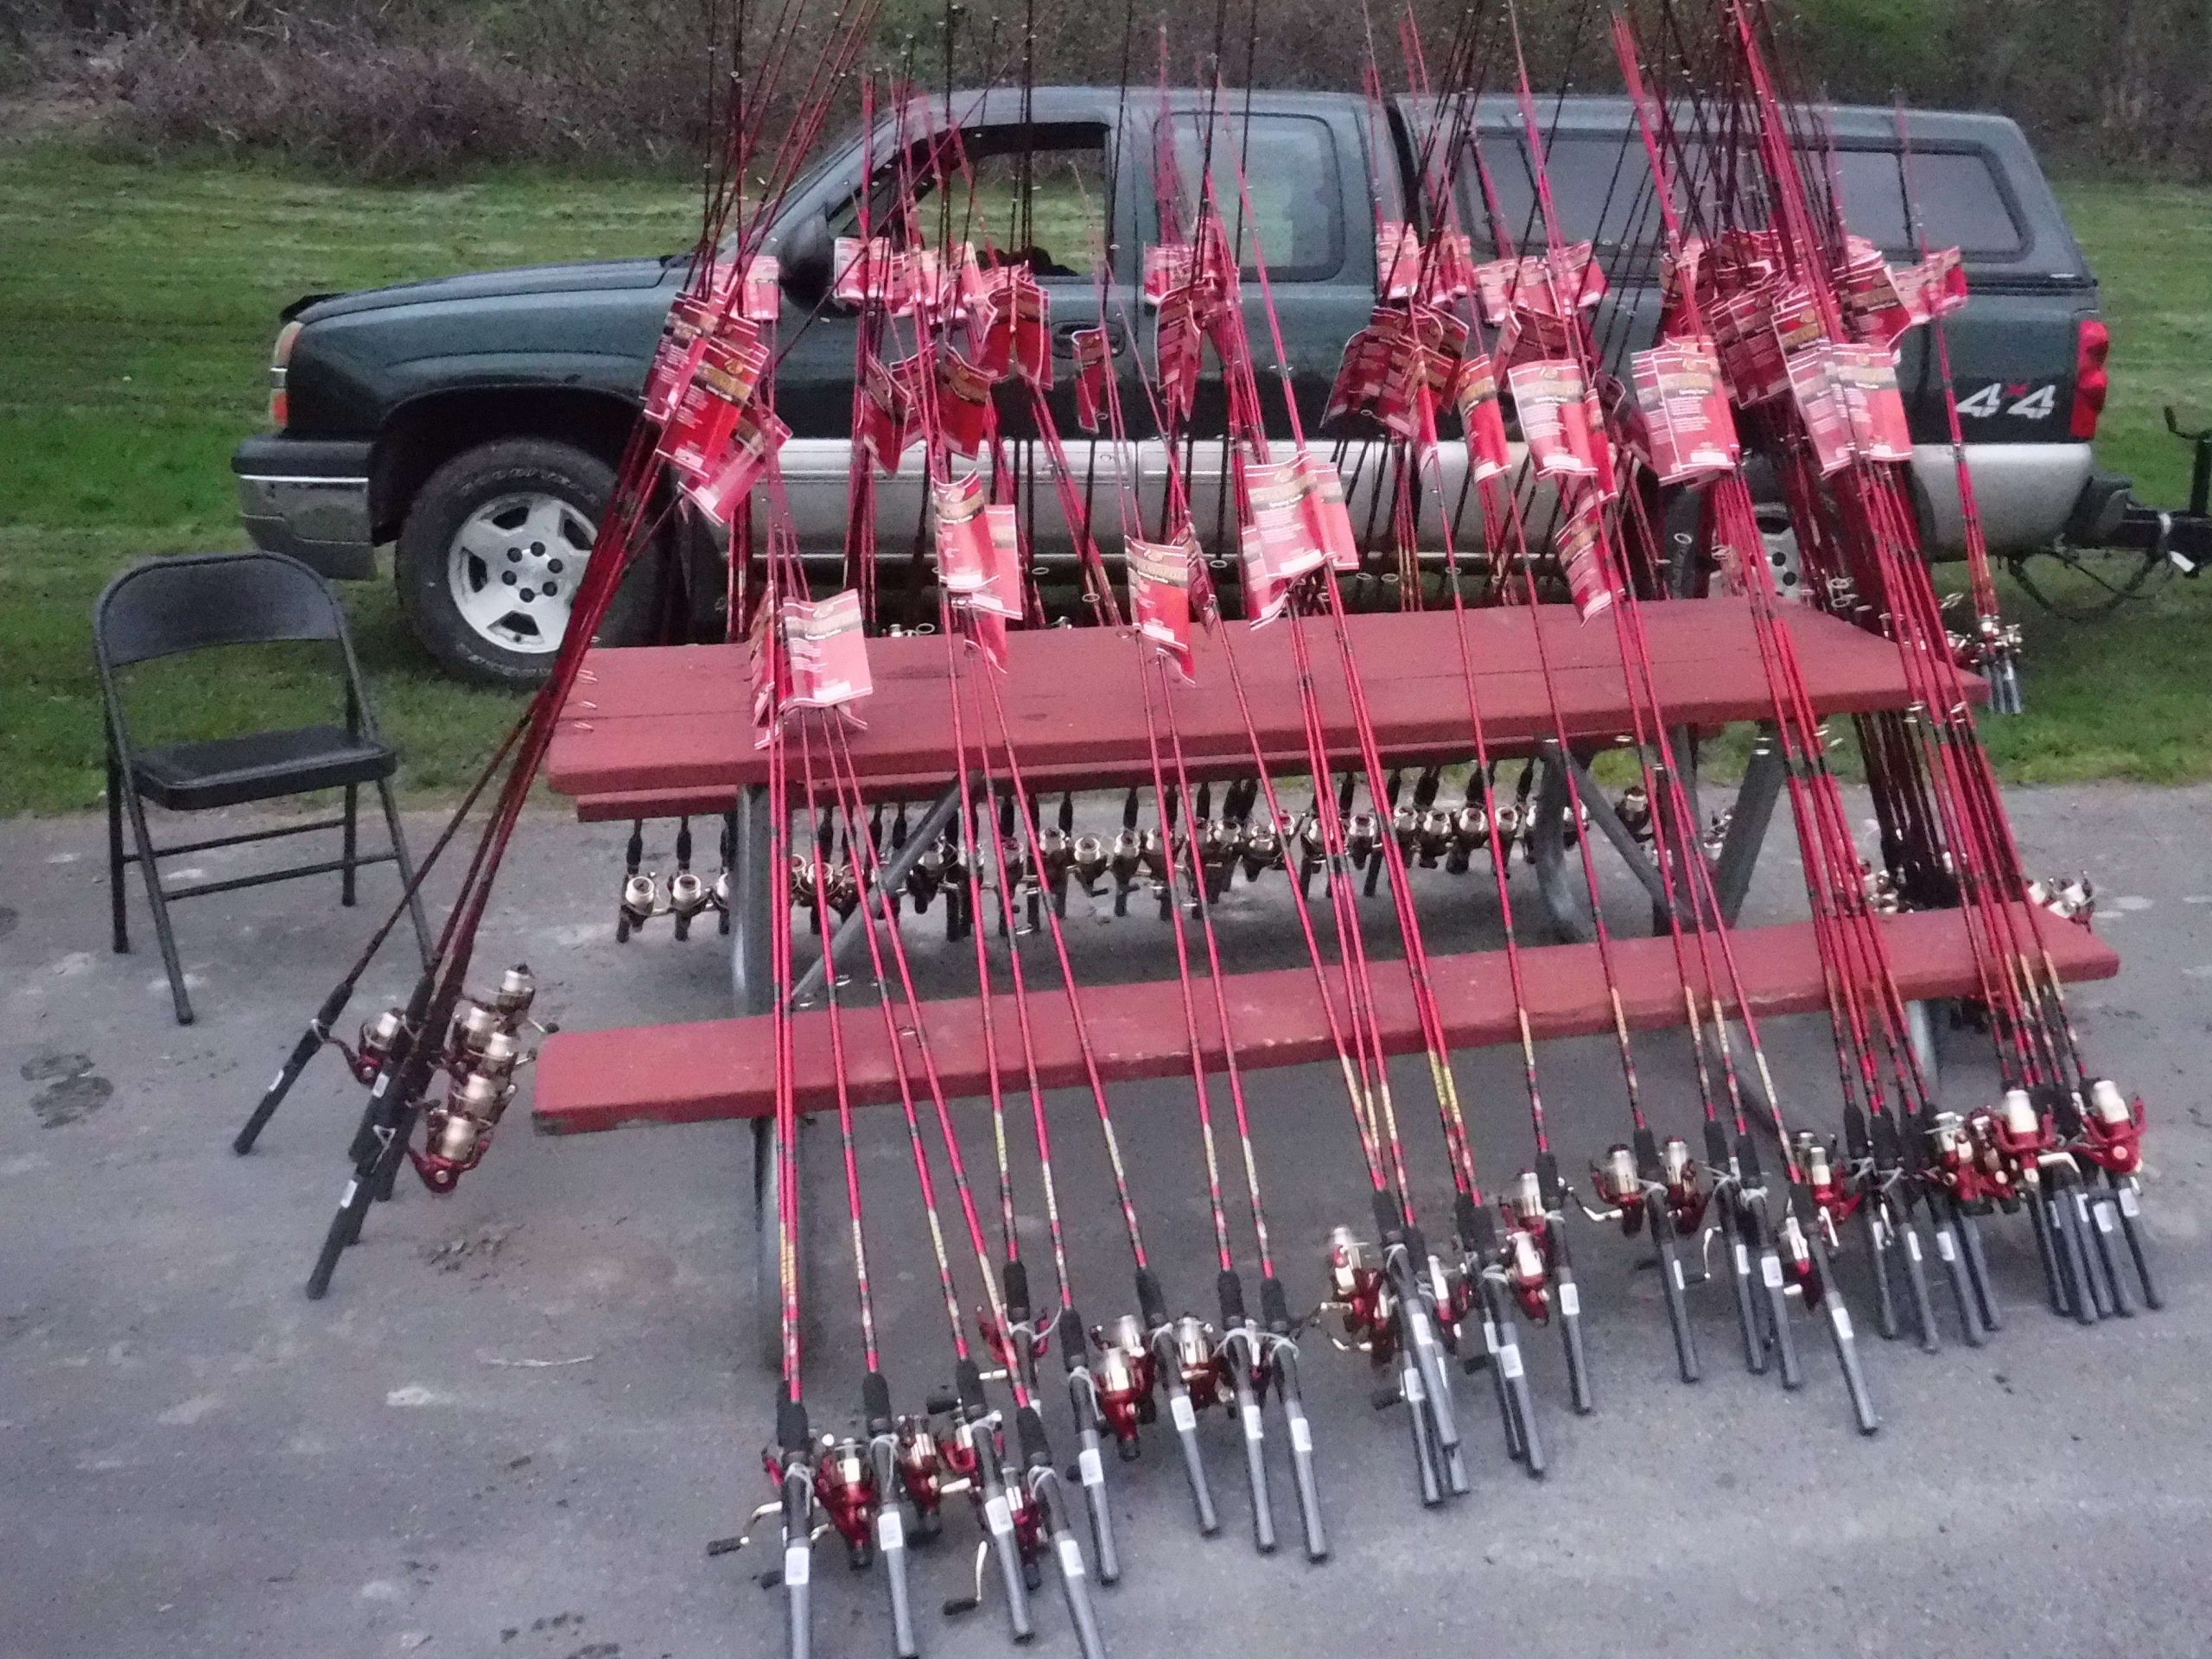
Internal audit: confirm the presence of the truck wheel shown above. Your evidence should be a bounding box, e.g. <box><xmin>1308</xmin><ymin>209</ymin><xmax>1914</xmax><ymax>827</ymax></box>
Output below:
<box><xmin>396</xmin><ymin>437</ymin><xmax>660</xmax><ymax>685</ymax></box>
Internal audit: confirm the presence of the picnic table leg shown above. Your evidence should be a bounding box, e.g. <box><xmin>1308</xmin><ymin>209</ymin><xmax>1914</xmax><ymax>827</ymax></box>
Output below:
<box><xmin>1711</xmin><ymin>728</ymin><xmax>1786</xmax><ymax>926</ymax></box>
<box><xmin>1528</xmin><ymin>745</ymin><xmax>1591</xmax><ymax>944</ymax></box>
<box><xmin>731</xmin><ymin>785</ymin><xmax>788</xmax><ymax>1373</ymax></box>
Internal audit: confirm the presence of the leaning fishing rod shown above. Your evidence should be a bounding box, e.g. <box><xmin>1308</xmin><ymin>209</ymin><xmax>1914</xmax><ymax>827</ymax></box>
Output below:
<box><xmin>232</xmin><ymin>707</ymin><xmax>526</xmax><ymax>1155</ymax></box>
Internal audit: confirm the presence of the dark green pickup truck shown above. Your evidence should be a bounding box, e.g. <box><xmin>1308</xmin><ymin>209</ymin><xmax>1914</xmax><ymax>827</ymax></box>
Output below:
<box><xmin>234</xmin><ymin>89</ymin><xmax>2131</xmax><ymax>682</ymax></box>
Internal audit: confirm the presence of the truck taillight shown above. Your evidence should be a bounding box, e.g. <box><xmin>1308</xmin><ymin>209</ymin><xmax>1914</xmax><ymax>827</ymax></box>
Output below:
<box><xmin>268</xmin><ymin>321</ymin><xmax>303</xmax><ymax>429</ymax></box>
<box><xmin>2070</xmin><ymin>317</ymin><xmax>2110</xmax><ymax>442</ymax></box>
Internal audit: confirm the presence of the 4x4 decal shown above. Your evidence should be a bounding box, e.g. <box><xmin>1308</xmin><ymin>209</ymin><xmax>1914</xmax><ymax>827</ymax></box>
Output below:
<box><xmin>1957</xmin><ymin>380</ymin><xmax>2057</xmax><ymax>420</ymax></box>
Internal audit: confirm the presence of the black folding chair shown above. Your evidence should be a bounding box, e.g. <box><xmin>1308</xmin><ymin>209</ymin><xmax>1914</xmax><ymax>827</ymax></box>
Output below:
<box><xmin>94</xmin><ymin>551</ymin><xmax>433</xmax><ymax>1025</ymax></box>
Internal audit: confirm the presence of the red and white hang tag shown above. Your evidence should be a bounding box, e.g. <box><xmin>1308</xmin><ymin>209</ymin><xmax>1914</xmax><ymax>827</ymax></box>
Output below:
<box><xmin>780</xmin><ymin>589</ymin><xmax>874</xmax><ymax>714</ymax></box>
<box><xmin>1376</xmin><ymin>221</ymin><xmax>1424</xmax><ymax>301</ymax></box>
<box><xmin>1143</xmin><ymin>242</ymin><xmax>1197</xmax><ymax>306</ymax></box>
<box><xmin>1069</xmin><ymin>327</ymin><xmax>1112</xmax><ymax>432</ymax></box>
<box><xmin>643</xmin><ymin>294</ymin><xmax>721</xmax><ymax>427</ymax></box>
<box><xmin>931</xmin><ymin>472</ymin><xmax>1023</xmax><ymax>619</ymax></box>
<box><xmin>1241</xmin><ymin>456</ymin><xmax>1331</xmax><ymax>624</ymax></box>
<box><xmin>1421</xmin><ymin>231</ymin><xmax>1477</xmax><ymax>305</ymax></box>
<box><xmin>1126</xmin><ymin>532</ymin><xmax>1197</xmax><ymax>678</ymax></box>
<box><xmin>1629</xmin><ymin>338</ymin><xmax>1741</xmax><ymax>485</ymax></box>
<box><xmin>1553</xmin><ymin>494</ymin><xmax>1616</xmax><ymax>622</ymax></box>
<box><xmin>1787</xmin><ymin>341</ymin><xmax>1913</xmax><ymax>475</ymax></box>
<box><xmin>975</xmin><ymin>267</ymin><xmax>1052</xmax><ymax>389</ymax></box>
<box><xmin>683</xmin><ymin>405</ymin><xmax>788</xmax><ymax>524</ymax></box>
<box><xmin>1453</xmin><ymin>352</ymin><xmax>1513</xmax><ymax>482</ymax></box>
<box><xmin>832</xmin><ymin>236</ymin><xmax>898</xmax><ymax>308</ymax></box>
<box><xmin>1154</xmin><ymin>287</ymin><xmax>1206</xmax><ymax>424</ymax></box>
<box><xmin>1506</xmin><ymin>359</ymin><xmax>1605</xmax><ymax>482</ymax></box>
<box><xmin>1707</xmin><ymin>283</ymin><xmax>1790</xmax><ymax>406</ymax></box>
<box><xmin>860</xmin><ymin>353</ymin><xmax>920</xmax><ymax>475</ymax></box>
<box><xmin>1838</xmin><ymin>237</ymin><xmax>1914</xmax><ymax>350</ymax></box>
<box><xmin>1295</xmin><ymin>452</ymin><xmax>1361</xmax><ymax>572</ymax></box>
<box><xmin>1892</xmin><ymin>245</ymin><xmax>1967</xmax><ymax>324</ymax></box>
<box><xmin>935</xmin><ymin>348</ymin><xmax>995</xmax><ymax>457</ymax></box>
<box><xmin>659</xmin><ymin>329</ymin><xmax>770</xmax><ymax>489</ymax></box>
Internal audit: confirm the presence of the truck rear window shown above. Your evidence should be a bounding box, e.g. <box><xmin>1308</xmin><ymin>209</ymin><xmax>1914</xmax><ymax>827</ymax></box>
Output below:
<box><xmin>1465</xmin><ymin>132</ymin><xmax>2025</xmax><ymax>264</ymax></box>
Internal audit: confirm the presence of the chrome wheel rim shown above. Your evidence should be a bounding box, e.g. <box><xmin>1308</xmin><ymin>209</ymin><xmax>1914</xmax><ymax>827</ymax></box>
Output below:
<box><xmin>447</xmin><ymin>492</ymin><xmax>596</xmax><ymax>653</ymax></box>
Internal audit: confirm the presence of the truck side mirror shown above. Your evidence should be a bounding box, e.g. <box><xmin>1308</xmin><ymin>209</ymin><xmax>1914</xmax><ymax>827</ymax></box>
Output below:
<box><xmin>779</xmin><ymin>216</ymin><xmax>836</xmax><ymax>313</ymax></box>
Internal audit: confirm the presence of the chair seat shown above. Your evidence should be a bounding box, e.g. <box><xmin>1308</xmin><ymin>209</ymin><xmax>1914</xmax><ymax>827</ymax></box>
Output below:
<box><xmin>130</xmin><ymin>725</ymin><xmax>397</xmax><ymax>812</ymax></box>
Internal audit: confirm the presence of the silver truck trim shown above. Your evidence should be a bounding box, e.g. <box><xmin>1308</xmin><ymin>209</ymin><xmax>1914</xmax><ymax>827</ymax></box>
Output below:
<box><xmin>236</xmin><ymin>471</ymin><xmax>377</xmax><ymax>577</ymax></box>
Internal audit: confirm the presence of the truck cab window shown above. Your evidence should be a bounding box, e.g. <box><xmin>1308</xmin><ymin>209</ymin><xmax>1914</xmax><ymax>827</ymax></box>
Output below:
<box><xmin>830</xmin><ymin>124</ymin><xmax>1111</xmax><ymax>280</ymax></box>
<box><xmin>1160</xmin><ymin>114</ymin><xmax>1347</xmax><ymax>282</ymax></box>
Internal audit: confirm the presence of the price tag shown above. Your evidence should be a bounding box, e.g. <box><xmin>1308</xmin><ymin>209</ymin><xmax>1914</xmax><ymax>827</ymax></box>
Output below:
<box><xmin>1733</xmin><ymin>1243</ymin><xmax>1751</xmax><ymax>1277</ymax></box>
<box><xmin>1870</xmin><ymin>1215</ymin><xmax>1890</xmax><ymax>1249</ymax></box>
<box><xmin>1936</xmin><ymin>1229</ymin><xmax>1958</xmax><ymax>1262</ymax></box>
<box><xmin>877</xmin><ymin>1510</ymin><xmax>905</xmax><ymax>1551</ymax></box>
<box><xmin>1904</xmin><ymin>1231</ymin><xmax>1923</xmax><ymax>1263</ymax></box>
<box><xmin>1761</xmin><ymin>1254</ymin><xmax>1785</xmax><ymax>1289</ymax></box>
<box><xmin>2120</xmin><ymin>1185</ymin><xmax>2142</xmax><ymax>1218</ymax></box>
<box><xmin>370</xmin><ymin>1074</ymin><xmax>391</xmax><ymax>1100</ymax></box>
<box><xmin>339</xmin><ymin>1180</ymin><xmax>359</xmax><ymax>1209</ymax></box>
<box><xmin>1058</xmin><ymin>1536</ymin><xmax>1087</xmax><ymax>1580</ymax></box>
<box><xmin>1499</xmin><ymin>1343</ymin><xmax>1524</xmax><ymax>1380</ymax></box>
<box><xmin>1243</xmin><ymin>1408</ymin><xmax>1263</xmax><ymax>1443</ymax></box>
<box><xmin>1831</xmin><ymin>1306</ymin><xmax>1855</xmax><ymax>1342</ymax></box>
<box><xmin>1558</xmin><ymin>1282</ymin><xmax>1580</xmax><ymax>1319</ymax></box>
<box><xmin>784</xmin><ymin>1543</ymin><xmax>811</xmax><ymax>1586</ymax></box>
<box><xmin>1289</xmin><ymin>1415</ymin><xmax>1313</xmax><ymax>1454</ymax></box>
<box><xmin>984</xmin><ymin>1494</ymin><xmax>1013</xmax><ymax>1536</ymax></box>
<box><xmin>268</xmin><ymin>1069</ymin><xmax>289</xmax><ymax>1095</ymax></box>
<box><xmin>1402</xmin><ymin>1368</ymin><xmax>1427</xmax><ymax>1406</ymax></box>
<box><xmin>1077</xmin><ymin>1447</ymin><xmax>1104</xmax><ymax>1487</ymax></box>
<box><xmin>1481</xmin><ymin>1319</ymin><xmax>1500</xmax><ymax>1355</ymax></box>
<box><xmin>2094</xmin><ymin>1203</ymin><xmax>2117</xmax><ymax>1235</ymax></box>
<box><xmin>1170</xmin><ymin>1394</ymin><xmax>1197</xmax><ymax>1433</ymax></box>
<box><xmin>1670</xmin><ymin>1257</ymin><xmax>1688</xmax><ymax>1292</ymax></box>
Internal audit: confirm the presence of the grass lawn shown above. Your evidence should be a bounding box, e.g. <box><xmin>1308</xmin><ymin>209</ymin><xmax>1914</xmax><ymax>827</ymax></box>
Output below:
<box><xmin>2</xmin><ymin>144</ymin><xmax>2209</xmax><ymax>813</ymax></box>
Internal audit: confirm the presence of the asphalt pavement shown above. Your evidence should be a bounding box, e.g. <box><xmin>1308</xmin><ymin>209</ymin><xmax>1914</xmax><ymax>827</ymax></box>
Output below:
<box><xmin>3</xmin><ymin>782</ymin><xmax>2209</xmax><ymax>1659</ymax></box>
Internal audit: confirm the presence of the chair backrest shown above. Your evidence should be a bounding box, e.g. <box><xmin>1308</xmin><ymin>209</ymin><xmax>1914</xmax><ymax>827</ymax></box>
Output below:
<box><xmin>94</xmin><ymin>551</ymin><xmax>352</xmax><ymax>671</ymax></box>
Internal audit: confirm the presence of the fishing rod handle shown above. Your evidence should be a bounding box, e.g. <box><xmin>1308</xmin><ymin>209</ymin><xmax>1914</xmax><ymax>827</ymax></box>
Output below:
<box><xmin>1230</xmin><ymin>1364</ymin><xmax>1276</xmax><ymax>1554</ymax></box>
<box><xmin>1821</xmin><ymin>1287</ymin><xmax>1880</xmax><ymax>1435</ymax></box>
<box><xmin>1864</xmin><ymin>1208</ymin><xmax>1900</xmax><ymax>1342</ymax></box>
<box><xmin>1654</xmin><ymin>1224</ymin><xmax>1702</xmax><ymax>1386</ymax></box>
<box><xmin>1955</xmin><ymin>1204</ymin><xmax>2002</xmax><ymax>1332</ymax></box>
<box><xmin>1164</xmin><ymin>1379</ymin><xmax>1220</xmax><ymax>1535</ymax></box>
<box><xmin>1072</xmin><ymin>1418</ymin><xmax>1121</xmax><ymax>1586</ymax></box>
<box><xmin>980</xmin><ymin>1459</ymin><xmax>1034</xmax><ymax>1643</ymax></box>
<box><xmin>303</xmin><ymin>1166</ymin><xmax>378</xmax><ymax>1300</ymax></box>
<box><xmin>880</xmin><ymin>1510</ymin><xmax>918</xmax><ymax>1659</ymax></box>
<box><xmin>1274</xmin><ymin>1374</ymin><xmax>1329</xmax><ymax>1562</ymax></box>
<box><xmin>1044</xmin><ymin>1495</ymin><xmax>1109</xmax><ymax>1659</ymax></box>
<box><xmin>1556</xmin><ymin>1264</ymin><xmax>1598</xmax><ymax>1414</ymax></box>
<box><xmin>1893</xmin><ymin>1217</ymin><xmax>1942</xmax><ymax>1355</ymax></box>
<box><xmin>1758</xmin><ymin>1243</ymin><xmax>1802</xmax><ymax>1388</ymax></box>
<box><xmin>2113</xmin><ymin>1180</ymin><xmax>2163</xmax><ymax>1309</ymax></box>
<box><xmin>1401</xmin><ymin>1352</ymin><xmax>1444</xmax><ymax>1508</ymax></box>
<box><xmin>1722</xmin><ymin>1211</ymin><xmax>1766</xmax><ymax>1376</ymax></box>
<box><xmin>1932</xmin><ymin>1217</ymin><xmax>1986</xmax><ymax>1348</ymax></box>
<box><xmin>233</xmin><ymin>1019</ymin><xmax>327</xmax><ymax>1155</ymax></box>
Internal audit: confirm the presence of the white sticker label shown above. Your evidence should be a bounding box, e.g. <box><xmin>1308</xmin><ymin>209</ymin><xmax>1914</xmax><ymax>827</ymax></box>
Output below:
<box><xmin>2120</xmin><ymin>1186</ymin><xmax>2142</xmax><ymax>1218</ymax></box>
<box><xmin>370</xmin><ymin>1074</ymin><xmax>391</xmax><ymax>1100</ymax></box>
<box><xmin>1402</xmin><ymin>1368</ymin><xmax>1426</xmax><ymax>1406</ymax></box>
<box><xmin>1242</xmin><ymin>1408</ymin><xmax>1263</xmax><ymax>1443</ymax></box>
<box><xmin>784</xmin><ymin>1543</ymin><xmax>810</xmax><ymax>1586</ymax></box>
<box><xmin>1870</xmin><ymin>1216</ymin><xmax>1890</xmax><ymax>1249</ymax></box>
<box><xmin>269</xmin><ymin>1069</ymin><xmax>289</xmax><ymax>1095</ymax></box>
<box><xmin>1904</xmin><ymin>1231</ymin><xmax>1923</xmax><ymax>1263</ymax></box>
<box><xmin>1936</xmin><ymin>1229</ymin><xmax>1958</xmax><ymax>1262</ymax></box>
<box><xmin>1481</xmin><ymin>1319</ymin><xmax>1500</xmax><ymax>1355</ymax></box>
<box><xmin>1058</xmin><ymin>1536</ymin><xmax>1087</xmax><ymax>1580</ymax></box>
<box><xmin>1832</xmin><ymin>1306</ymin><xmax>1855</xmax><ymax>1342</ymax></box>
<box><xmin>1077</xmin><ymin>1447</ymin><xmax>1104</xmax><ymax>1487</ymax></box>
<box><xmin>1499</xmin><ymin>1343</ymin><xmax>1524</xmax><ymax>1380</ymax></box>
<box><xmin>340</xmin><ymin>1180</ymin><xmax>359</xmax><ymax>1209</ymax></box>
<box><xmin>1670</xmin><ymin>1257</ymin><xmax>1687</xmax><ymax>1292</ymax></box>
<box><xmin>1761</xmin><ymin>1255</ymin><xmax>1785</xmax><ymax>1289</ymax></box>
<box><xmin>1733</xmin><ymin>1243</ymin><xmax>1751</xmax><ymax>1277</ymax></box>
<box><xmin>877</xmin><ymin>1510</ymin><xmax>905</xmax><ymax>1551</ymax></box>
<box><xmin>1289</xmin><ymin>1415</ymin><xmax>1313</xmax><ymax>1453</ymax></box>
<box><xmin>984</xmin><ymin>1494</ymin><xmax>1013</xmax><ymax>1536</ymax></box>
<box><xmin>2094</xmin><ymin>1203</ymin><xmax>2117</xmax><ymax>1235</ymax></box>
<box><xmin>1559</xmin><ymin>1282</ymin><xmax>1580</xmax><ymax>1318</ymax></box>
<box><xmin>1170</xmin><ymin>1394</ymin><xmax>1197</xmax><ymax>1433</ymax></box>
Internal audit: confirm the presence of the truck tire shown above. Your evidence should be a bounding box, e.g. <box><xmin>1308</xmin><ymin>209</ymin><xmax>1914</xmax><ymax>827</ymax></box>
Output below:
<box><xmin>395</xmin><ymin>437</ymin><xmax>661</xmax><ymax>685</ymax></box>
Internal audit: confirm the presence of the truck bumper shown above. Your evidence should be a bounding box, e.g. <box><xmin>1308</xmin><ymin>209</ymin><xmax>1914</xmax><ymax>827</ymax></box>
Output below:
<box><xmin>232</xmin><ymin>434</ymin><xmax>378</xmax><ymax>580</ymax></box>
<box><xmin>1913</xmin><ymin>442</ymin><xmax>2095</xmax><ymax>556</ymax></box>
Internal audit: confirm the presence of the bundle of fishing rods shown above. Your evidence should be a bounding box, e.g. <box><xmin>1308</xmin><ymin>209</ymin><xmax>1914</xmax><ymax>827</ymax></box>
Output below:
<box><xmin>229</xmin><ymin>0</ymin><xmax>2160</xmax><ymax>1655</ymax></box>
